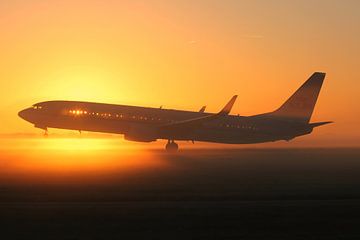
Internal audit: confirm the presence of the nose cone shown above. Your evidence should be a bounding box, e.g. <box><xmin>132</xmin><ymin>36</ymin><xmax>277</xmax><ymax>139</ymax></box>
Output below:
<box><xmin>18</xmin><ymin>108</ymin><xmax>32</xmax><ymax>122</ymax></box>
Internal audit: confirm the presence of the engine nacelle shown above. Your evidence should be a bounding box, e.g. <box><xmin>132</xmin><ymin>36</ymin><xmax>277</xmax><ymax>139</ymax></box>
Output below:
<box><xmin>124</xmin><ymin>126</ymin><xmax>157</xmax><ymax>142</ymax></box>
<box><xmin>124</xmin><ymin>135</ymin><xmax>156</xmax><ymax>142</ymax></box>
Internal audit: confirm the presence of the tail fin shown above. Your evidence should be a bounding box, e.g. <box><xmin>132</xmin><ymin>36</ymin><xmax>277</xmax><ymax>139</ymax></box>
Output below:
<box><xmin>270</xmin><ymin>72</ymin><xmax>326</xmax><ymax>123</ymax></box>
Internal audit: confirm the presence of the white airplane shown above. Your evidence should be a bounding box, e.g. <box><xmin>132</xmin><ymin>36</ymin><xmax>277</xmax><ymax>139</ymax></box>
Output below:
<box><xmin>19</xmin><ymin>72</ymin><xmax>331</xmax><ymax>151</ymax></box>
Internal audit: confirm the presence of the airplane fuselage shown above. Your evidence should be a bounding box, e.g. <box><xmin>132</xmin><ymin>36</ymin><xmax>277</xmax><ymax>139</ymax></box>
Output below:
<box><xmin>18</xmin><ymin>100</ymin><xmax>313</xmax><ymax>144</ymax></box>
<box><xmin>18</xmin><ymin>72</ymin><xmax>331</xmax><ymax>150</ymax></box>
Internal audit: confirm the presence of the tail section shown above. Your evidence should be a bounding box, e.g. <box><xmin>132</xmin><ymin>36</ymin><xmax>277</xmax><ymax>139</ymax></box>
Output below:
<box><xmin>270</xmin><ymin>72</ymin><xmax>326</xmax><ymax>123</ymax></box>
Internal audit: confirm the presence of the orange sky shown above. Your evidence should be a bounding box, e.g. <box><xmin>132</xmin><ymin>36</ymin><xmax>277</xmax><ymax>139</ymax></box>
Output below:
<box><xmin>0</xmin><ymin>0</ymin><xmax>359</xmax><ymax>146</ymax></box>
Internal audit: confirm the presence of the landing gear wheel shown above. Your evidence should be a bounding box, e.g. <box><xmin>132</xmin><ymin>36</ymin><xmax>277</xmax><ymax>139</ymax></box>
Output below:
<box><xmin>165</xmin><ymin>140</ymin><xmax>178</xmax><ymax>152</ymax></box>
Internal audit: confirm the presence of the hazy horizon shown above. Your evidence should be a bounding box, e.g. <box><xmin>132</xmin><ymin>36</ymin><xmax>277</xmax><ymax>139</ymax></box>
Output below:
<box><xmin>1</xmin><ymin>0</ymin><xmax>360</xmax><ymax>147</ymax></box>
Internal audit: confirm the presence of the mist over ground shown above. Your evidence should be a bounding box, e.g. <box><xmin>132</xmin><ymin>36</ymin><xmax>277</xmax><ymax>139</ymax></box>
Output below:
<box><xmin>0</xmin><ymin>139</ymin><xmax>359</xmax><ymax>239</ymax></box>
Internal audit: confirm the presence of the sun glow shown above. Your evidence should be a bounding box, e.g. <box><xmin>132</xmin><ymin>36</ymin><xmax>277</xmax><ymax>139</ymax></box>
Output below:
<box><xmin>0</xmin><ymin>1</ymin><xmax>359</xmax><ymax>144</ymax></box>
<box><xmin>0</xmin><ymin>137</ymin><xmax>168</xmax><ymax>184</ymax></box>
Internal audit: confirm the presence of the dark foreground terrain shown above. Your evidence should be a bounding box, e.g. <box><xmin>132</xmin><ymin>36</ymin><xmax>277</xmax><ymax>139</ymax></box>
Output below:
<box><xmin>1</xmin><ymin>147</ymin><xmax>360</xmax><ymax>239</ymax></box>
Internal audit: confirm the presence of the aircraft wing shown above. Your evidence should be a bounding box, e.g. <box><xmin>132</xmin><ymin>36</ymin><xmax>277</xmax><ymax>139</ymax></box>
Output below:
<box><xmin>160</xmin><ymin>95</ymin><xmax>237</xmax><ymax>130</ymax></box>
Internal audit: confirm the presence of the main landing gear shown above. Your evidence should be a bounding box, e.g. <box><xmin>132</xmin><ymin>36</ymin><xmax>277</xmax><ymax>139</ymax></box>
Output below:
<box><xmin>165</xmin><ymin>140</ymin><xmax>178</xmax><ymax>152</ymax></box>
<box><xmin>44</xmin><ymin>128</ymin><xmax>48</xmax><ymax>137</ymax></box>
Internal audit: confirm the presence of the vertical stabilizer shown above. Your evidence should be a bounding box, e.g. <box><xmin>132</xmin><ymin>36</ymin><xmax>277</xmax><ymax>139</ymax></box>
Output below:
<box><xmin>270</xmin><ymin>72</ymin><xmax>326</xmax><ymax>123</ymax></box>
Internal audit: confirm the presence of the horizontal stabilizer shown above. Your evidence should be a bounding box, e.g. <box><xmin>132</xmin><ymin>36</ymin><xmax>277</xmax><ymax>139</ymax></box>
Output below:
<box><xmin>309</xmin><ymin>121</ymin><xmax>333</xmax><ymax>128</ymax></box>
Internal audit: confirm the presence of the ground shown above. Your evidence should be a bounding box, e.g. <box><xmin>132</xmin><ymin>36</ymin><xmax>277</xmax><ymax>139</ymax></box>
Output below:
<box><xmin>0</xmin><ymin>148</ymin><xmax>359</xmax><ymax>239</ymax></box>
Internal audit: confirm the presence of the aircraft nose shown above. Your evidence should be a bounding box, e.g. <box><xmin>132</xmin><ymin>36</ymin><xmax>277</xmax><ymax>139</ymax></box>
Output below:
<box><xmin>18</xmin><ymin>108</ymin><xmax>31</xmax><ymax>121</ymax></box>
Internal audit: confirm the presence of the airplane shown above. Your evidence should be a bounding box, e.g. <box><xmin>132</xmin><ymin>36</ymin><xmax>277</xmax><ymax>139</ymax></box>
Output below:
<box><xmin>18</xmin><ymin>72</ymin><xmax>331</xmax><ymax>151</ymax></box>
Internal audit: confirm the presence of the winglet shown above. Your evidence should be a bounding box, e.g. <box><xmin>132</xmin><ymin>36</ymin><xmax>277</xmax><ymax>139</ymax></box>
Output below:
<box><xmin>199</xmin><ymin>106</ymin><xmax>206</xmax><ymax>113</ymax></box>
<box><xmin>219</xmin><ymin>95</ymin><xmax>237</xmax><ymax>115</ymax></box>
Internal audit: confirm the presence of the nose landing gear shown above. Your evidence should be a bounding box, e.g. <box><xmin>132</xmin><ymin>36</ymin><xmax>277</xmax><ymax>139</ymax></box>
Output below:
<box><xmin>165</xmin><ymin>140</ymin><xmax>178</xmax><ymax>152</ymax></box>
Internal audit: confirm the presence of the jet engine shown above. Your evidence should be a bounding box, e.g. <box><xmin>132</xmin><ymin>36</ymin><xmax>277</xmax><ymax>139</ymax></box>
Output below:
<box><xmin>124</xmin><ymin>126</ymin><xmax>157</xmax><ymax>142</ymax></box>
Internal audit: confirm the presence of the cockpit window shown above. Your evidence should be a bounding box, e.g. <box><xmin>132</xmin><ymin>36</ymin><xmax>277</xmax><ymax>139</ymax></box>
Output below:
<box><xmin>32</xmin><ymin>105</ymin><xmax>42</xmax><ymax>109</ymax></box>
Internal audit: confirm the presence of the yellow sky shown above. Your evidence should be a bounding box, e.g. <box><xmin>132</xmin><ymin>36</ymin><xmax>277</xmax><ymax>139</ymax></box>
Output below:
<box><xmin>0</xmin><ymin>0</ymin><xmax>359</xmax><ymax>146</ymax></box>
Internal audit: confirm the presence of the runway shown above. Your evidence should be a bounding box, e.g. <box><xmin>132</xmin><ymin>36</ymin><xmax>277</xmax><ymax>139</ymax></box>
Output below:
<box><xmin>0</xmin><ymin>139</ymin><xmax>359</xmax><ymax>239</ymax></box>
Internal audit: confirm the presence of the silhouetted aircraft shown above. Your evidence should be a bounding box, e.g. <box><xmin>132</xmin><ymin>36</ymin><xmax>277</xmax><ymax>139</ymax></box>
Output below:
<box><xmin>19</xmin><ymin>72</ymin><xmax>331</xmax><ymax>151</ymax></box>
